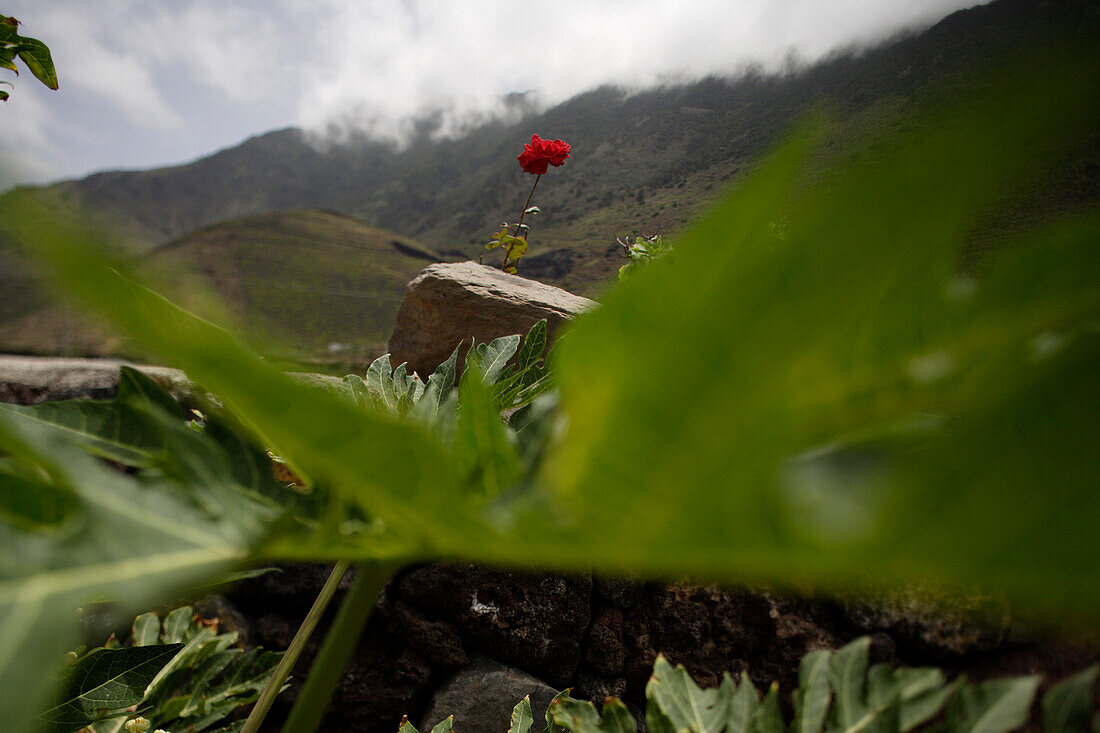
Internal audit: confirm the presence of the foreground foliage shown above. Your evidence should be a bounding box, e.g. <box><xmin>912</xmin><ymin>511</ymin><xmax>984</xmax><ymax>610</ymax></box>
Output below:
<box><xmin>0</xmin><ymin>14</ymin><xmax>57</xmax><ymax>102</ymax></box>
<box><xmin>403</xmin><ymin>640</ymin><xmax>1099</xmax><ymax>733</ymax></box>
<box><xmin>42</xmin><ymin>604</ymin><xmax>279</xmax><ymax>733</ymax></box>
<box><xmin>0</xmin><ymin>39</ymin><xmax>1097</xmax><ymax>733</ymax></box>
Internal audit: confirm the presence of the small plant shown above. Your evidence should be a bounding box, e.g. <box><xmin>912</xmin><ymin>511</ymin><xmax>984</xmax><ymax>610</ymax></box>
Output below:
<box><xmin>616</xmin><ymin>234</ymin><xmax>673</xmax><ymax>280</ymax></box>
<box><xmin>1</xmin><ymin>14</ymin><xmax>57</xmax><ymax>101</ymax></box>
<box><xmin>39</xmin><ymin>605</ymin><xmax>281</xmax><ymax>733</ymax></box>
<box><xmin>407</xmin><ymin>640</ymin><xmax>1099</xmax><ymax>733</ymax></box>
<box><xmin>340</xmin><ymin>319</ymin><xmax>556</xmax><ymax>424</ymax></box>
<box><xmin>487</xmin><ymin>134</ymin><xmax>572</xmax><ymax>274</ymax></box>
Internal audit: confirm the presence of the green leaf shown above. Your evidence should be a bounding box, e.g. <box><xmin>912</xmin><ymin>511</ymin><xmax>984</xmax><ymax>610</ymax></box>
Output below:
<box><xmin>14</xmin><ymin>37</ymin><xmax>56</xmax><ymax>89</ymax></box>
<box><xmin>341</xmin><ymin>373</ymin><xmax>371</xmax><ymax>408</ymax></box>
<box><xmin>505</xmin><ymin>237</ymin><xmax>529</xmax><ymax>262</ymax></box>
<box><xmin>749</xmin><ymin>683</ymin><xmax>783</xmax><ymax>733</ymax></box>
<box><xmin>454</xmin><ymin>361</ymin><xmax>522</xmax><ymax>498</ymax></box>
<box><xmin>512</xmin><ymin>697</ymin><xmax>535</xmax><ymax>733</ymax></box>
<box><xmin>36</xmin><ymin>643</ymin><xmax>182</xmax><ymax>732</ymax></box>
<box><xmin>0</xmin><ymin>16</ymin><xmax>19</xmax><ymax>44</ymax></box>
<box><xmin>162</xmin><ymin>606</ymin><xmax>193</xmax><ymax>644</ymax></box>
<box><xmin>132</xmin><ymin>613</ymin><xmax>160</xmax><ymax>646</ymax></box>
<box><xmin>725</xmin><ymin>672</ymin><xmax>760</xmax><ymax>733</ymax></box>
<box><xmin>793</xmin><ymin>650</ymin><xmax>832</xmax><ymax>733</ymax></box>
<box><xmin>432</xmin><ymin>716</ymin><xmax>456</xmax><ymax>733</ymax></box>
<box><xmin>470</xmin><ymin>334</ymin><xmax>521</xmax><ymax>385</ymax></box>
<box><xmin>0</xmin><ymin>48</ymin><xmax>17</xmax><ymax>73</ymax></box>
<box><xmin>545</xmin><ymin>689</ymin><xmax>573</xmax><ymax>733</ymax></box>
<box><xmin>829</xmin><ymin>638</ymin><xmax>870</xmax><ymax>732</ymax></box>
<box><xmin>946</xmin><ymin>676</ymin><xmax>1040</xmax><ymax>733</ymax></box>
<box><xmin>895</xmin><ymin>669</ymin><xmax>957</xmax><ymax>732</ymax></box>
<box><xmin>400</xmin><ymin>715</ymin><xmax>421</xmax><ymax>733</ymax></box>
<box><xmin>515</xmin><ymin>320</ymin><xmax>548</xmax><ymax>374</ymax></box>
<box><xmin>646</xmin><ymin>654</ymin><xmax>729</xmax><ymax>733</ymax></box>
<box><xmin>0</xmin><ymin>199</ymin><xmax>464</xmax><ymax>554</ymax></box>
<box><xmin>0</xmin><ymin>368</ymin><xmax>185</xmax><ymax>468</ymax></box>
<box><xmin>412</xmin><ymin>343</ymin><xmax>461</xmax><ymax>427</ymax></box>
<box><xmin>495</xmin><ymin>321</ymin><xmax>553</xmax><ymax>410</ymax></box>
<box><xmin>0</xmin><ymin>401</ymin><xmax>257</xmax><ymax>733</ymax></box>
<box><xmin>366</xmin><ymin>354</ymin><xmax>398</xmax><ymax>411</ymax></box>
<box><xmin>1042</xmin><ymin>666</ymin><xmax>1098</xmax><ymax>733</ymax></box>
<box><xmin>538</xmin><ymin>46</ymin><xmax>1100</xmax><ymax>616</ymax></box>
<box><xmin>552</xmin><ymin>697</ymin><xmax>636</xmax><ymax>733</ymax></box>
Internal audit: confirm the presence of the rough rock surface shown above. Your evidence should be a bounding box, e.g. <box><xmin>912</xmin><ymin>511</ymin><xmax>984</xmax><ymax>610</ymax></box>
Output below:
<box><xmin>0</xmin><ymin>355</ymin><xmax>342</xmax><ymax>406</ymax></box>
<box><xmin>0</xmin><ymin>355</ymin><xmax>190</xmax><ymax>404</ymax></box>
<box><xmin>216</xmin><ymin>563</ymin><xmax>1098</xmax><ymax>733</ymax></box>
<box><xmin>419</xmin><ymin>657</ymin><xmax>558</xmax><ymax>733</ymax></box>
<box><xmin>397</xmin><ymin>563</ymin><xmax>592</xmax><ymax>685</ymax></box>
<box><xmin>387</xmin><ymin>262</ymin><xmax>596</xmax><ymax>378</ymax></box>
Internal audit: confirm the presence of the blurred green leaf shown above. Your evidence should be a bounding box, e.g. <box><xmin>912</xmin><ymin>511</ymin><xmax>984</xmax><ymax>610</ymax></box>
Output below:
<box><xmin>541</xmin><ymin>48</ymin><xmax>1100</xmax><ymax>614</ymax></box>
<box><xmin>0</xmin><ymin>43</ymin><xmax>1096</xmax><ymax>733</ymax></box>
<box><xmin>749</xmin><ymin>683</ymin><xmax>783</xmax><ymax>733</ymax></box>
<box><xmin>1042</xmin><ymin>665</ymin><xmax>1098</xmax><ymax>733</ymax></box>
<box><xmin>942</xmin><ymin>676</ymin><xmax>1039</xmax><ymax>733</ymax></box>
<box><xmin>0</xmin><ymin>373</ymin><xmax>282</xmax><ymax>732</ymax></box>
<box><xmin>551</xmin><ymin>696</ymin><xmax>637</xmax><ymax>733</ymax></box>
<box><xmin>792</xmin><ymin>651</ymin><xmax>831</xmax><ymax>733</ymax></box>
<box><xmin>455</xmin><ymin>361</ymin><xmax>522</xmax><ymax>498</ymax></box>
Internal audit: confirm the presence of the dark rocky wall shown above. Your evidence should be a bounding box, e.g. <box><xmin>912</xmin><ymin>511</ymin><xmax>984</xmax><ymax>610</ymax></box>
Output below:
<box><xmin>221</xmin><ymin>563</ymin><xmax>1099</xmax><ymax>733</ymax></box>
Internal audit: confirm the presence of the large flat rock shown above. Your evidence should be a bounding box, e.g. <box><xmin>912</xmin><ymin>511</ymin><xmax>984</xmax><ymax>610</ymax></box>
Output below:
<box><xmin>0</xmin><ymin>355</ymin><xmax>190</xmax><ymax>404</ymax></box>
<box><xmin>387</xmin><ymin>262</ymin><xmax>596</xmax><ymax>379</ymax></box>
<box><xmin>0</xmin><ymin>354</ymin><xmax>341</xmax><ymax>405</ymax></box>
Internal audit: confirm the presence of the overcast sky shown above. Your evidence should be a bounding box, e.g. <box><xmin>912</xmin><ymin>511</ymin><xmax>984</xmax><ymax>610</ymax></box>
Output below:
<box><xmin>0</xmin><ymin>0</ymin><xmax>979</xmax><ymax>188</ymax></box>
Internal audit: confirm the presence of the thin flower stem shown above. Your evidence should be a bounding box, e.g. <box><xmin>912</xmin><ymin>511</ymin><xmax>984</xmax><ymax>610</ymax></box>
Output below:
<box><xmin>515</xmin><ymin>174</ymin><xmax>541</xmax><ymax>233</ymax></box>
<box><xmin>241</xmin><ymin>560</ymin><xmax>351</xmax><ymax>733</ymax></box>
<box><xmin>504</xmin><ymin>174</ymin><xmax>541</xmax><ymax>270</ymax></box>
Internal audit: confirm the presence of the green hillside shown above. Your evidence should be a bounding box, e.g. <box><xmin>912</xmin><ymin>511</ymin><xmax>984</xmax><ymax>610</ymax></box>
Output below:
<box><xmin>0</xmin><ymin>210</ymin><xmax>442</xmax><ymax>359</ymax></box>
<box><xmin>147</xmin><ymin>209</ymin><xmax>442</xmax><ymax>355</ymax></box>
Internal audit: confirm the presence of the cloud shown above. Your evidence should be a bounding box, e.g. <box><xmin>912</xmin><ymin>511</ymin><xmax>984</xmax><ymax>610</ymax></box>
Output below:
<box><xmin>291</xmin><ymin>0</ymin><xmax>979</xmax><ymax>144</ymax></box>
<box><xmin>0</xmin><ymin>86</ymin><xmax>68</xmax><ymax>185</ymax></box>
<box><xmin>23</xmin><ymin>3</ymin><xmax>184</xmax><ymax>130</ymax></box>
<box><xmin>1</xmin><ymin>0</ymin><xmax>980</xmax><ymax>184</ymax></box>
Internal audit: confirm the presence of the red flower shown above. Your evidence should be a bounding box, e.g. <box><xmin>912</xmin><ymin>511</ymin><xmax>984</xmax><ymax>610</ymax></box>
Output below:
<box><xmin>517</xmin><ymin>134</ymin><xmax>571</xmax><ymax>175</ymax></box>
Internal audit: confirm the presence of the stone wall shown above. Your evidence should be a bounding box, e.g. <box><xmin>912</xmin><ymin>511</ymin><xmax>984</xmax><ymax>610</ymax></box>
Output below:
<box><xmin>222</xmin><ymin>562</ymin><xmax>1096</xmax><ymax>733</ymax></box>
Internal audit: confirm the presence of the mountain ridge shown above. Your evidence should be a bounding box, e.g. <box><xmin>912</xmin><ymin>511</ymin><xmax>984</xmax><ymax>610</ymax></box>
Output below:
<box><xmin>1</xmin><ymin>0</ymin><xmax>1096</xmax><ymax>357</ymax></box>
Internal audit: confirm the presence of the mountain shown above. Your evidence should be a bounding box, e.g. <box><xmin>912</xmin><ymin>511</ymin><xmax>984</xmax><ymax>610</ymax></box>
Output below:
<box><xmin>1</xmin><ymin>0</ymin><xmax>1096</xmax><ymax>357</ymax></box>
<box><xmin>0</xmin><ymin>210</ymin><xmax>441</xmax><ymax>357</ymax></box>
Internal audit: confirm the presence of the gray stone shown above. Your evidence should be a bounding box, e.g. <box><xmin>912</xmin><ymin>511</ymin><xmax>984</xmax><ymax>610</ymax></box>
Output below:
<box><xmin>0</xmin><ymin>354</ymin><xmax>342</xmax><ymax>406</ymax></box>
<box><xmin>387</xmin><ymin>262</ymin><xmax>596</xmax><ymax>379</ymax></box>
<box><xmin>0</xmin><ymin>355</ymin><xmax>189</xmax><ymax>404</ymax></box>
<box><xmin>420</xmin><ymin>657</ymin><xmax>558</xmax><ymax>733</ymax></box>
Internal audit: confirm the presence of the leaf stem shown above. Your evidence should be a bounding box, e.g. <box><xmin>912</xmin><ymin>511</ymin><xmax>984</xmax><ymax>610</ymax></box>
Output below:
<box><xmin>279</xmin><ymin>562</ymin><xmax>398</xmax><ymax>733</ymax></box>
<box><xmin>241</xmin><ymin>560</ymin><xmax>351</xmax><ymax>733</ymax></box>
